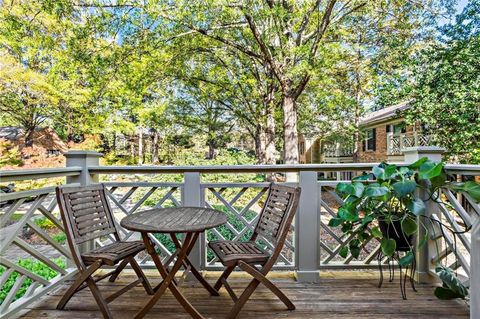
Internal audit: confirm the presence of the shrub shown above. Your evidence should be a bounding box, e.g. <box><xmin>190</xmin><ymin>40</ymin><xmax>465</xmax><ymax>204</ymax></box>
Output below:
<box><xmin>0</xmin><ymin>258</ymin><xmax>65</xmax><ymax>305</ymax></box>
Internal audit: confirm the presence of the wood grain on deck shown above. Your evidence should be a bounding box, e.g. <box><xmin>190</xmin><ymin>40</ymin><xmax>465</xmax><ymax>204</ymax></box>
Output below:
<box><xmin>19</xmin><ymin>272</ymin><xmax>469</xmax><ymax>319</ymax></box>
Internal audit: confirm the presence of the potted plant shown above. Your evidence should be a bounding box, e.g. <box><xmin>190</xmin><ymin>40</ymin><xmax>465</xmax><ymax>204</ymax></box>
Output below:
<box><xmin>329</xmin><ymin>157</ymin><xmax>480</xmax><ymax>299</ymax></box>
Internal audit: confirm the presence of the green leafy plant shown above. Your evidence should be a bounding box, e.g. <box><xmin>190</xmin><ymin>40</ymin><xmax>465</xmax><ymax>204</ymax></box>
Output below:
<box><xmin>330</xmin><ymin>157</ymin><xmax>479</xmax><ymax>299</ymax></box>
<box><xmin>0</xmin><ymin>258</ymin><xmax>65</xmax><ymax>304</ymax></box>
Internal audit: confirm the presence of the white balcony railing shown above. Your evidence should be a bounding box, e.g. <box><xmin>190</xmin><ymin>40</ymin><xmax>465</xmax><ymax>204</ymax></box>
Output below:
<box><xmin>323</xmin><ymin>143</ymin><xmax>355</xmax><ymax>158</ymax></box>
<box><xmin>388</xmin><ymin>132</ymin><xmax>433</xmax><ymax>155</ymax></box>
<box><xmin>0</xmin><ymin>149</ymin><xmax>479</xmax><ymax>318</ymax></box>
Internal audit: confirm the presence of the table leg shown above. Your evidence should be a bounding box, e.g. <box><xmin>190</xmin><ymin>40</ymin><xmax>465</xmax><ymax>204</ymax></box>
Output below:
<box><xmin>136</xmin><ymin>232</ymin><xmax>204</xmax><ymax>319</ymax></box>
<box><xmin>170</xmin><ymin>234</ymin><xmax>220</xmax><ymax>296</ymax></box>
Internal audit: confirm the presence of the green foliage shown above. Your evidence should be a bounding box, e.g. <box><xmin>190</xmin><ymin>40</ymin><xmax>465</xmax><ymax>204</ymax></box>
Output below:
<box><xmin>434</xmin><ymin>265</ymin><xmax>469</xmax><ymax>300</ymax></box>
<box><xmin>406</xmin><ymin>1</ymin><xmax>480</xmax><ymax>164</ymax></box>
<box><xmin>330</xmin><ymin>157</ymin><xmax>479</xmax><ymax>300</ymax></box>
<box><xmin>0</xmin><ymin>258</ymin><xmax>65</xmax><ymax>305</ymax></box>
<box><xmin>330</xmin><ymin>157</ymin><xmax>479</xmax><ymax>263</ymax></box>
<box><xmin>0</xmin><ymin>140</ymin><xmax>22</xmax><ymax>166</ymax></box>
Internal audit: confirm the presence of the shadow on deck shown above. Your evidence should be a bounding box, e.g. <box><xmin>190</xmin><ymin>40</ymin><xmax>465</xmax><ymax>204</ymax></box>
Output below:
<box><xmin>19</xmin><ymin>271</ymin><xmax>469</xmax><ymax>319</ymax></box>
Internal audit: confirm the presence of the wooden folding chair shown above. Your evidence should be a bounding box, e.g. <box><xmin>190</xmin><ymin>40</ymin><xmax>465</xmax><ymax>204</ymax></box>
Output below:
<box><xmin>56</xmin><ymin>184</ymin><xmax>154</xmax><ymax>319</ymax></box>
<box><xmin>208</xmin><ymin>183</ymin><xmax>301</xmax><ymax>319</ymax></box>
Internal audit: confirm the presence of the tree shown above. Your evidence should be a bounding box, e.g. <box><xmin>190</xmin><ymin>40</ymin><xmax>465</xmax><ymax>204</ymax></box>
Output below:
<box><xmin>406</xmin><ymin>0</ymin><xmax>480</xmax><ymax>163</ymax></box>
<box><xmin>0</xmin><ymin>55</ymin><xmax>59</xmax><ymax>147</ymax></box>
<box><xmin>173</xmin><ymin>83</ymin><xmax>234</xmax><ymax>159</ymax></box>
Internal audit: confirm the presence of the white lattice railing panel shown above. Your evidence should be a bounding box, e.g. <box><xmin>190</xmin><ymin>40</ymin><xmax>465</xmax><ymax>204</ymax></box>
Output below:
<box><xmin>102</xmin><ymin>182</ymin><xmax>183</xmax><ymax>266</ymax></box>
<box><xmin>319</xmin><ymin>183</ymin><xmax>382</xmax><ymax>268</ymax></box>
<box><xmin>389</xmin><ymin>136</ymin><xmax>402</xmax><ymax>155</ymax></box>
<box><xmin>0</xmin><ymin>187</ymin><xmax>76</xmax><ymax>318</ymax></box>
<box><xmin>202</xmin><ymin>183</ymin><xmax>295</xmax><ymax>269</ymax></box>
<box><xmin>430</xmin><ymin>187</ymin><xmax>479</xmax><ymax>284</ymax></box>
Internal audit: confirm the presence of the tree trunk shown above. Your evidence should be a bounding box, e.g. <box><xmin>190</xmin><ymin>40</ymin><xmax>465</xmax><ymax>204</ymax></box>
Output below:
<box><xmin>254</xmin><ymin>124</ymin><xmax>266</xmax><ymax>164</ymax></box>
<box><xmin>207</xmin><ymin>140</ymin><xmax>215</xmax><ymax>159</ymax></box>
<box><xmin>265</xmin><ymin>104</ymin><xmax>276</xmax><ymax>165</ymax></box>
<box><xmin>152</xmin><ymin>131</ymin><xmax>159</xmax><ymax>164</ymax></box>
<box><xmin>130</xmin><ymin>136</ymin><xmax>135</xmax><ymax>159</ymax></box>
<box><xmin>282</xmin><ymin>93</ymin><xmax>299</xmax><ymax>164</ymax></box>
<box><xmin>138</xmin><ymin>129</ymin><xmax>143</xmax><ymax>165</ymax></box>
<box><xmin>24</xmin><ymin>127</ymin><xmax>35</xmax><ymax>148</ymax></box>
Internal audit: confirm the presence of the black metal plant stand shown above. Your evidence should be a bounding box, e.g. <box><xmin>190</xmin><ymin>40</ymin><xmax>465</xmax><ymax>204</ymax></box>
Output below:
<box><xmin>377</xmin><ymin>248</ymin><xmax>417</xmax><ymax>300</ymax></box>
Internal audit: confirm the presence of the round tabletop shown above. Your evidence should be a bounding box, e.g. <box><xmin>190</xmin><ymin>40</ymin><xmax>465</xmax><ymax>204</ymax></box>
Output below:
<box><xmin>120</xmin><ymin>207</ymin><xmax>227</xmax><ymax>233</ymax></box>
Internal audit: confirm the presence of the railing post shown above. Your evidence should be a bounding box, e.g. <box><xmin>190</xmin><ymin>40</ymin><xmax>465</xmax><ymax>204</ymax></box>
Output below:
<box><xmin>64</xmin><ymin>151</ymin><xmax>102</xmax><ymax>185</ymax></box>
<box><xmin>182</xmin><ymin>172</ymin><xmax>202</xmax><ymax>275</ymax></box>
<box><xmin>403</xmin><ymin>146</ymin><xmax>446</xmax><ymax>283</ymax></box>
<box><xmin>296</xmin><ymin>171</ymin><xmax>320</xmax><ymax>282</ymax></box>
<box><xmin>471</xmin><ymin>214</ymin><xmax>480</xmax><ymax>319</ymax></box>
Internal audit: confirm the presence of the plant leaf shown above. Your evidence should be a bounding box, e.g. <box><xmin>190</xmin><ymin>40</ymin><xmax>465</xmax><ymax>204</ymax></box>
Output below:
<box><xmin>435</xmin><ymin>265</ymin><xmax>469</xmax><ymax>299</ymax></box>
<box><xmin>328</xmin><ymin>218</ymin><xmax>343</xmax><ymax>227</ymax></box>
<box><xmin>365</xmin><ymin>184</ymin><xmax>389</xmax><ymax>197</ymax></box>
<box><xmin>408</xmin><ymin>198</ymin><xmax>426</xmax><ymax>216</ymax></box>
<box><xmin>350</xmin><ymin>246</ymin><xmax>360</xmax><ymax>259</ymax></box>
<box><xmin>336</xmin><ymin>182</ymin><xmax>354</xmax><ymax>195</ymax></box>
<box><xmin>401</xmin><ymin>218</ymin><xmax>418</xmax><ymax>236</ymax></box>
<box><xmin>461</xmin><ymin>181</ymin><xmax>480</xmax><ymax>202</ymax></box>
<box><xmin>418</xmin><ymin>161</ymin><xmax>444</xmax><ymax>180</ymax></box>
<box><xmin>352</xmin><ymin>182</ymin><xmax>365</xmax><ymax>197</ymax></box>
<box><xmin>408</xmin><ymin>157</ymin><xmax>428</xmax><ymax>169</ymax></box>
<box><xmin>339</xmin><ymin>246</ymin><xmax>348</xmax><ymax>258</ymax></box>
<box><xmin>381</xmin><ymin>238</ymin><xmax>396</xmax><ymax>256</ymax></box>
<box><xmin>434</xmin><ymin>287</ymin><xmax>464</xmax><ymax>300</ymax></box>
<box><xmin>399</xmin><ymin>251</ymin><xmax>414</xmax><ymax>266</ymax></box>
<box><xmin>371</xmin><ymin>226</ymin><xmax>382</xmax><ymax>238</ymax></box>
<box><xmin>392</xmin><ymin>180</ymin><xmax>417</xmax><ymax>197</ymax></box>
<box><xmin>373</xmin><ymin>166</ymin><xmax>385</xmax><ymax>180</ymax></box>
<box><xmin>384</xmin><ymin>165</ymin><xmax>397</xmax><ymax>179</ymax></box>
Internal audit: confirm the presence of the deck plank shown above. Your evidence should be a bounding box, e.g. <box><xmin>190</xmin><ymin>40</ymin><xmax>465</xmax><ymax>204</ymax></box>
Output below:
<box><xmin>20</xmin><ymin>273</ymin><xmax>469</xmax><ymax>319</ymax></box>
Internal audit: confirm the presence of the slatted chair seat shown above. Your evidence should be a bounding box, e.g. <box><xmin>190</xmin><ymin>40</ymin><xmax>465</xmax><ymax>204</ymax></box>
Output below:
<box><xmin>209</xmin><ymin>183</ymin><xmax>301</xmax><ymax>319</ymax></box>
<box><xmin>82</xmin><ymin>241</ymin><xmax>145</xmax><ymax>266</ymax></box>
<box><xmin>208</xmin><ymin>240</ymin><xmax>270</xmax><ymax>266</ymax></box>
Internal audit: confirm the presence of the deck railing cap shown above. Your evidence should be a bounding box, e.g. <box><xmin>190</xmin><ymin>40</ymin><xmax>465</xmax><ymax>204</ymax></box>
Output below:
<box><xmin>64</xmin><ymin>150</ymin><xmax>104</xmax><ymax>158</ymax></box>
<box><xmin>402</xmin><ymin>146</ymin><xmax>446</xmax><ymax>154</ymax></box>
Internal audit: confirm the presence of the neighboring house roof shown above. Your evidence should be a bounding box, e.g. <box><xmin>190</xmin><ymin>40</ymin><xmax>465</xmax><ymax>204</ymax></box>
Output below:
<box><xmin>359</xmin><ymin>101</ymin><xmax>411</xmax><ymax>127</ymax></box>
<box><xmin>0</xmin><ymin>127</ymin><xmax>23</xmax><ymax>140</ymax></box>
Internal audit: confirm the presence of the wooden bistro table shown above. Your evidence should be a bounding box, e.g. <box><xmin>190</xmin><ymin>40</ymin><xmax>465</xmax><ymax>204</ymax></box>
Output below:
<box><xmin>120</xmin><ymin>207</ymin><xmax>227</xmax><ymax>319</ymax></box>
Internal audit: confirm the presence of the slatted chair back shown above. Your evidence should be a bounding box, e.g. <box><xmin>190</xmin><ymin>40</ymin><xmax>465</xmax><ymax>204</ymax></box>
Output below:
<box><xmin>251</xmin><ymin>183</ymin><xmax>301</xmax><ymax>249</ymax></box>
<box><xmin>56</xmin><ymin>184</ymin><xmax>118</xmax><ymax>247</ymax></box>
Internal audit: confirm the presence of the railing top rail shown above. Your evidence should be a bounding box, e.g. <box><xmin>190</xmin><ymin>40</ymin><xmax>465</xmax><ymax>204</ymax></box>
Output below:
<box><xmin>88</xmin><ymin>163</ymin><xmax>391</xmax><ymax>174</ymax></box>
<box><xmin>0</xmin><ymin>164</ymin><xmax>478</xmax><ymax>183</ymax></box>
<box><xmin>444</xmin><ymin>164</ymin><xmax>480</xmax><ymax>175</ymax></box>
<box><xmin>89</xmin><ymin>164</ymin><xmax>480</xmax><ymax>175</ymax></box>
<box><xmin>0</xmin><ymin>167</ymin><xmax>83</xmax><ymax>183</ymax></box>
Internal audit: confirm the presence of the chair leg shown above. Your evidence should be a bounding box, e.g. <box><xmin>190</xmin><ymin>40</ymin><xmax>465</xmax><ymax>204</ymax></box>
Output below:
<box><xmin>86</xmin><ymin>276</ymin><xmax>113</xmax><ymax>319</ymax></box>
<box><xmin>108</xmin><ymin>258</ymin><xmax>130</xmax><ymax>282</ymax></box>
<box><xmin>57</xmin><ymin>261</ymin><xmax>102</xmax><ymax>310</ymax></box>
<box><xmin>213</xmin><ymin>265</ymin><xmax>235</xmax><ymax>292</ymax></box>
<box><xmin>129</xmin><ymin>257</ymin><xmax>154</xmax><ymax>295</ymax></box>
<box><xmin>227</xmin><ymin>277</ymin><xmax>261</xmax><ymax>319</ymax></box>
<box><xmin>238</xmin><ymin>261</ymin><xmax>295</xmax><ymax>310</ymax></box>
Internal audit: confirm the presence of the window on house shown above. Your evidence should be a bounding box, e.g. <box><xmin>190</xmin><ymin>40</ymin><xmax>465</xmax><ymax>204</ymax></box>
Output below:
<box><xmin>363</xmin><ymin>128</ymin><xmax>376</xmax><ymax>151</ymax></box>
<box><xmin>299</xmin><ymin>141</ymin><xmax>305</xmax><ymax>155</ymax></box>
<box><xmin>386</xmin><ymin>123</ymin><xmax>406</xmax><ymax>134</ymax></box>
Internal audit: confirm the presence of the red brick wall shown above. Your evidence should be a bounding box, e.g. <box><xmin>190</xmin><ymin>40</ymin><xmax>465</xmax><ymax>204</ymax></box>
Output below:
<box><xmin>356</xmin><ymin>123</ymin><xmax>416</xmax><ymax>163</ymax></box>
<box><xmin>356</xmin><ymin>125</ymin><xmax>387</xmax><ymax>162</ymax></box>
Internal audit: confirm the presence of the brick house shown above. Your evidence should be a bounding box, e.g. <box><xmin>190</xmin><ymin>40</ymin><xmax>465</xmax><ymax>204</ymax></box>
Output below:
<box><xmin>298</xmin><ymin>101</ymin><xmax>432</xmax><ymax>163</ymax></box>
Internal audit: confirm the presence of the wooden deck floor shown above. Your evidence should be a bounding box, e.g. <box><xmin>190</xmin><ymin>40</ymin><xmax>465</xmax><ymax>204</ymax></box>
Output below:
<box><xmin>19</xmin><ymin>271</ymin><xmax>469</xmax><ymax>319</ymax></box>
